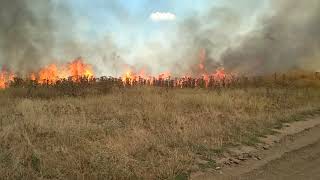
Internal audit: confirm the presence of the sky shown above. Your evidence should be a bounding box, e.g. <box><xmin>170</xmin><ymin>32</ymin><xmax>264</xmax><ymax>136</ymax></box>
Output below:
<box><xmin>64</xmin><ymin>0</ymin><xmax>207</xmax><ymax>45</ymax></box>
<box><xmin>63</xmin><ymin>0</ymin><xmax>267</xmax><ymax>48</ymax></box>
<box><xmin>50</xmin><ymin>0</ymin><xmax>268</xmax><ymax>75</ymax></box>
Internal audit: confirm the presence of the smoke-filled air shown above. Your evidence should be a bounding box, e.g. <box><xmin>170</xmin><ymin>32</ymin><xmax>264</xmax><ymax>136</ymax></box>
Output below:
<box><xmin>0</xmin><ymin>0</ymin><xmax>319</xmax><ymax>79</ymax></box>
<box><xmin>2</xmin><ymin>1</ymin><xmax>320</xmax><ymax>179</ymax></box>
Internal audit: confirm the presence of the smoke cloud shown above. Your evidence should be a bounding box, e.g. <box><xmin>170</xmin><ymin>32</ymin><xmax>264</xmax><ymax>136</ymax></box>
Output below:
<box><xmin>1</xmin><ymin>0</ymin><xmax>319</xmax><ymax>76</ymax></box>
<box><xmin>0</xmin><ymin>0</ymin><xmax>59</xmax><ymax>73</ymax></box>
<box><xmin>162</xmin><ymin>0</ymin><xmax>320</xmax><ymax>75</ymax></box>
<box><xmin>0</xmin><ymin>0</ymin><xmax>120</xmax><ymax>76</ymax></box>
<box><xmin>221</xmin><ymin>0</ymin><xmax>320</xmax><ymax>74</ymax></box>
<box><xmin>131</xmin><ymin>4</ymin><xmax>249</xmax><ymax>76</ymax></box>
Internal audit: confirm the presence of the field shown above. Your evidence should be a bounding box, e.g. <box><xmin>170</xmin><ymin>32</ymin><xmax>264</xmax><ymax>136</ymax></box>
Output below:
<box><xmin>1</xmin><ymin>76</ymin><xmax>320</xmax><ymax>179</ymax></box>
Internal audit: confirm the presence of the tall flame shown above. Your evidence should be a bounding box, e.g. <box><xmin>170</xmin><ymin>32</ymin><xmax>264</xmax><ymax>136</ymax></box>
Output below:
<box><xmin>0</xmin><ymin>69</ymin><xmax>15</xmax><ymax>89</ymax></box>
<box><xmin>26</xmin><ymin>58</ymin><xmax>95</xmax><ymax>85</ymax></box>
<box><xmin>0</xmin><ymin>72</ymin><xmax>6</xmax><ymax>89</ymax></box>
<box><xmin>69</xmin><ymin>58</ymin><xmax>94</xmax><ymax>82</ymax></box>
<box><xmin>38</xmin><ymin>64</ymin><xmax>58</xmax><ymax>84</ymax></box>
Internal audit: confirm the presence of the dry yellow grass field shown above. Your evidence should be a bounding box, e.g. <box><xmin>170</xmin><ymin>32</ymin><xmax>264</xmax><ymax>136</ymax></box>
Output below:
<box><xmin>1</xmin><ymin>85</ymin><xmax>320</xmax><ymax>179</ymax></box>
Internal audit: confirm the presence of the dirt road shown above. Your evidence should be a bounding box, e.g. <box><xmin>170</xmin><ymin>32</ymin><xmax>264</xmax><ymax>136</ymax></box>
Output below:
<box><xmin>192</xmin><ymin>118</ymin><xmax>320</xmax><ymax>180</ymax></box>
<box><xmin>241</xmin><ymin>138</ymin><xmax>320</xmax><ymax>180</ymax></box>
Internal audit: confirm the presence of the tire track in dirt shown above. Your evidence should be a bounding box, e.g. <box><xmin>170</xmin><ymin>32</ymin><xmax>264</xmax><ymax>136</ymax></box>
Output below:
<box><xmin>191</xmin><ymin>116</ymin><xmax>320</xmax><ymax>180</ymax></box>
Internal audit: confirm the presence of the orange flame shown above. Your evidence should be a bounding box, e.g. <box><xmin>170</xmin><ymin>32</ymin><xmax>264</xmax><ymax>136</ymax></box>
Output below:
<box><xmin>122</xmin><ymin>70</ymin><xmax>134</xmax><ymax>85</ymax></box>
<box><xmin>158</xmin><ymin>72</ymin><xmax>171</xmax><ymax>80</ymax></box>
<box><xmin>213</xmin><ymin>68</ymin><xmax>226</xmax><ymax>80</ymax></box>
<box><xmin>0</xmin><ymin>72</ymin><xmax>6</xmax><ymax>89</ymax></box>
<box><xmin>28</xmin><ymin>58</ymin><xmax>95</xmax><ymax>85</ymax></box>
<box><xmin>30</xmin><ymin>73</ymin><xmax>36</xmax><ymax>81</ymax></box>
<box><xmin>38</xmin><ymin>64</ymin><xmax>58</xmax><ymax>84</ymax></box>
<box><xmin>0</xmin><ymin>69</ymin><xmax>15</xmax><ymax>89</ymax></box>
<box><xmin>0</xmin><ymin>52</ymin><xmax>232</xmax><ymax>90</ymax></box>
<box><xmin>69</xmin><ymin>58</ymin><xmax>94</xmax><ymax>82</ymax></box>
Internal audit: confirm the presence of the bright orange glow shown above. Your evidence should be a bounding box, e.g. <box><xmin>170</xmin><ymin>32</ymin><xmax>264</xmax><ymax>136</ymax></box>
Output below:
<box><xmin>0</xmin><ymin>72</ymin><xmax>6</xmax><ymax>89</ymax></box>
<box><xmin>121</xmin><ymin>68</ymin><xmax>172</xmax><ymax>86</ymax></box>
<box><xmin>0</xmin><ymin>69</ymin><xmax>15</xmax><ymax>89</ymax></box>
<box><xmin>213</xmin><ymin>68</ymin><xmax>226</xmax><ymax>80</ymax></box>
<box><xmin>119</xmin><ymin>61</ymin><xmax>230</xmax><ymax>88</ymax></box>
<box><xmin>25</xmin><ymin>58</ymin><xmax>95</xmax><ymax>85</ymax></box>
<box><xmin>30</xmin><ymin>73</ymin><xmax>36</xmax><ymax>81</ymax></box>
<box><xmin>69</xmin><ymin>58</ymin><xmax>94</xmax><ymax>82</ymax></box>
<box><xmin>158</xmin><ymin>72</ymin><xmax>171</xmax><ymax>80</ymax></box>
<box><xmin>0</xmin><ymin>52</ymin><xmax>233</xmax><ymax>89</ymax></box>
<box><xmin>38</xmin><ymin>64</ymin><xmax>58</xmax><ymax>84</ymax></box>
<box><xmin>122</xmin><ymin>70</ymin><xmax>134</xmax><ymax>85</ymax></box>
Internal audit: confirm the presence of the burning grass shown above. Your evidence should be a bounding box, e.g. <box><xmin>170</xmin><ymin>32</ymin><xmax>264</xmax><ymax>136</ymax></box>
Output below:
<box><xmin>1</xmin><ymin>81</ymin><xmax>320</xmax><ymax>179</ymax></box>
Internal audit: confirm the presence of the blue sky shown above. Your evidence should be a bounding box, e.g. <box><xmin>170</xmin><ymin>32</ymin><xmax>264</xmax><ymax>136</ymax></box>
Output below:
<box><xmin>64</xmin><ymin>0</ymin><xmax>209</xmax><ymax>45</ymax></box>
<box><xmin>63</xmin><ymin>0</ymin><xmax>267</xmax><ymax>48</ymax></box>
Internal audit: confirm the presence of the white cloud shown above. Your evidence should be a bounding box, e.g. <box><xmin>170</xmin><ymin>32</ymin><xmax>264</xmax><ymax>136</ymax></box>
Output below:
<box><xmin>150</xmin><ymin>12</ymin><xmax>176</xmax><ymax>22</ymax></box>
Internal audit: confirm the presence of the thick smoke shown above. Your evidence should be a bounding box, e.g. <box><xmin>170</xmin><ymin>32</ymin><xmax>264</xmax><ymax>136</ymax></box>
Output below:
<box><xmin>1</xmin><ymin>0</ymin><xmax>319</xmax><ymax>76</ymax></box>
<box><xmin>137</xmin><ymin>0</ymin><xmax>320</xmax><ymax>75</ymax></box>
<box><xmin>0</xmin><ymin>0</ymin><xmax>121</xmax><ymax>76</ymax></box>
<box><xmin>0</xmin><ymin>0</ymin><xmax>58</xmax><ymax>73</ymax></box>
<box><xmin>221</xmin><ymin>0</ymin><xmax>320</xmax><ymax>74</ymax></box>
<box><xmin>129</xmin><ymin>2</ymin><xmax>257</xmax><ymax>76</ymax></box>
<box><xmin>170</xmin><ymin>6</ymin><xmax>243</xmax><ymax>75</ymax></box>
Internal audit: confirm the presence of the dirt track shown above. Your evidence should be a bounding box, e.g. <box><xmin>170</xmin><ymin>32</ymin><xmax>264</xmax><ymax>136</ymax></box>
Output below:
<box><xmin>192</xmin><ymin>118</ymin><xmax>320</xmax><ymax>180</ymax></box>
<box><xmin>241</xmin><ymin>137</ymin><xmax>320</xmax><ymax>180</ymax></box>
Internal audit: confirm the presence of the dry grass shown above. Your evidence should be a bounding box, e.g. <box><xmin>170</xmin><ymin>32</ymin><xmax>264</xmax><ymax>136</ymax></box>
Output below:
<box><xmin>1</xmin><ymin>86</ymin><xmax>320</xmax><ymax>179</ymax></box>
